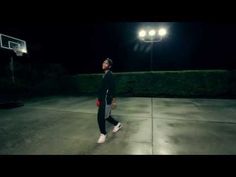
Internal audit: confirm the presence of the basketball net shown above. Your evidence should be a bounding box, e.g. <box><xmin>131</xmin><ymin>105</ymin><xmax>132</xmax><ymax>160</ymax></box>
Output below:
<box><xmin>13</xmin><ymin>46</ymin><xmax>23</xmax><ymax>57</ymax></box>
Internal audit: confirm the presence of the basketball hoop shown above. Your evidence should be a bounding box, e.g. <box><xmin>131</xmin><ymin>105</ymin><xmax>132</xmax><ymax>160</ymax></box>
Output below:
<box><xmin>13</xmin><ymin>46</ymin><xmax>23</xmax><ymax>57</ymax></box>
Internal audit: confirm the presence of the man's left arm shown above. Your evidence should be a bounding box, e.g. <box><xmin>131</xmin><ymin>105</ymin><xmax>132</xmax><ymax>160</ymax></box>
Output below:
<box><xmin>109</xmin><ymin>74</ymin><xmax>117</xmax><ymax>109</ymax></box>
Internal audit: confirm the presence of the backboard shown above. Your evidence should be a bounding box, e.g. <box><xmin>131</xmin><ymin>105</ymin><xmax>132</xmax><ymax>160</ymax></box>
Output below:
<box><xmin>0</xmin><ymin>34</ymin><xmax>27</xmax><ymax>54</ymax></box>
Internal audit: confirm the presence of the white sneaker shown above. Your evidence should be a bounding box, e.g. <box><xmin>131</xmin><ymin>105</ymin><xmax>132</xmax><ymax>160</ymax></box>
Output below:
<box><xmin>112</xmin><ymin>122</ymin><xmax>122</xmax><ymax>133</ymax></box>
<box><xmin>97</xmin><ymin>134</ymin><xmax>106</xmax><ymax>144</ymax></box>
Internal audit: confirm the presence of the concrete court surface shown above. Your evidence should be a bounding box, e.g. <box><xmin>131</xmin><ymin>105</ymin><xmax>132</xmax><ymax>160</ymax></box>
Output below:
<box><xmin>0</xmin><ymin>96</ymin><xmax>236</xmax><ymax>155</ymax></box>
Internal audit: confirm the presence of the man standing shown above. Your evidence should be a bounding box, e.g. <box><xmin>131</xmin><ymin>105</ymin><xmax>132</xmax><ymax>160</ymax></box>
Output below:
<box><xmin>96</xmin><ymin>58</ymin><xmax>122</xmax><ymax>144</ymax></box>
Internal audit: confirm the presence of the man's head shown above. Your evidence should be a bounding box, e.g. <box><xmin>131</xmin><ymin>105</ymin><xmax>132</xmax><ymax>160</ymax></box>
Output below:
<box><xmin>102</xmin><ymin>58</ymin><xmax>113</xmax><ymax>70</ymax></box>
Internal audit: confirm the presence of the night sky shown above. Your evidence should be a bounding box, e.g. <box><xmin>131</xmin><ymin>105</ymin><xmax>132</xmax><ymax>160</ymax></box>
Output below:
<box><xmin>1</xmin><ymin>22</ymin><xmax>236</xmax><ymax>74</ymax></box>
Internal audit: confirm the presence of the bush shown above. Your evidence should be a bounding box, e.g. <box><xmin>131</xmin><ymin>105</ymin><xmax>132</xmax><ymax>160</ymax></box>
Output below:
<box><xmin>66</xmin><ymin>70</ymin><xmax>236</xmax><ymax>98</ymax></box>
<box><xmin>1</xmin><ymin>69</ymin><xmax>236</xmax><ymax>98</ymax></box>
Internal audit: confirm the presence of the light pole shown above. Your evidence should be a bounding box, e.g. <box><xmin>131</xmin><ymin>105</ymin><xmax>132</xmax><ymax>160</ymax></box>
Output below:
<box><xmin>138</xmin><ymin>27</ymin><xmax>167</xmax><ymax>144</ymax></box>
<box><xmin>138</xmin><ymin>27</ymin><xmax>167</xmax><ymax>71</ymax></box>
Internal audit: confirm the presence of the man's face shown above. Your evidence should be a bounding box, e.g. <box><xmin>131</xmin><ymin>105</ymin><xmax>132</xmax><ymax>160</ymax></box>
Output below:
<box><xmin>102</xmin><ymin>60</ymin><xmax>110</xmax><ymax>70</ymax></box>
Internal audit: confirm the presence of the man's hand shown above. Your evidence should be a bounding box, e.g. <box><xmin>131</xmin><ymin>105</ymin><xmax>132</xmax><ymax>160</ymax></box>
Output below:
<box><xmin>111</xmin><ymin>102</ymin><xmax>117</xmax><ymax>109</ymax></box>
<box><xmin>96</xmin><ymin>99</ymin><xmax>101</xmax><ymax>107</ymax></box>
<box><xmin>111</xmin><ymin>98</ymin><xmax>117</xmax><ymax>109</ymax></box>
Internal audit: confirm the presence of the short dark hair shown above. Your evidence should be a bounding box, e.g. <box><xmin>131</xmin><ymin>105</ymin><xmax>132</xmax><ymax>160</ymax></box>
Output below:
<box><xmin>106</xmin><ymin>58</ymin><xmax>113</xmax><ymax>67</ymax></box>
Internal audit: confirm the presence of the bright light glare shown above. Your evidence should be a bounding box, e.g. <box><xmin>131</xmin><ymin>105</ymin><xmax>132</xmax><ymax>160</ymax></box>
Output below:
<box><xmin>158</xmin><ymin>28</ymin><xmax>167</xmax><ymax>37</ymax></box>
<box><xmin>138</xmin><ymin>30</ymin><xmax>146</xmax><ymax>38</ymax></box>
<box><xmin>19</xmin><ymin>46</ymin><xmax>27</xmax><ymax>53</ymax></box>
<box><xmin>148</xmin><ymin>30</ymin><xmax>156</xmax><ymax>36</ymax></box>
<box><xmin>21</xmin><ymin>48</ymin><xmax>27</xmax><ymax>53</ymax></box>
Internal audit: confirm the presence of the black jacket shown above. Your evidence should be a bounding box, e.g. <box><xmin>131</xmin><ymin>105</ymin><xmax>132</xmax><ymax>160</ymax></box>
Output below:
<box><xmin>97</xmin><ymin>70</ymin><xmax>116</xmax><ymax>104</ymax></box>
